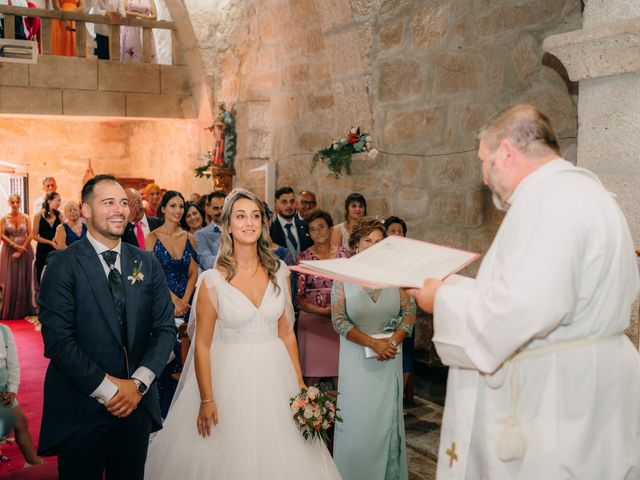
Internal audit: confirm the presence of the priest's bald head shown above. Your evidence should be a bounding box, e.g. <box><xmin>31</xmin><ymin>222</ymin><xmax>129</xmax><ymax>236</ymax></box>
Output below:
<box><xmin>477</xmin><ymin>104</ymin><xmax>562</xmax><ymax>210</ymax></box>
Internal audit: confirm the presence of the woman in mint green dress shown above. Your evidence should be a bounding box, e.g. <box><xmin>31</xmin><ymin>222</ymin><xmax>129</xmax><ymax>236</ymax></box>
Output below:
<box><xmin>331</xmin><ymin>217</ymin><xmax>416</xmax><ymax>480</ymax></box>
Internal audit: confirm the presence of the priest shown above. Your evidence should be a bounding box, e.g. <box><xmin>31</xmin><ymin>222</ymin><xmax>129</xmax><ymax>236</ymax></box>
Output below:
<box><xmin>409</xmin><ymin>104</ymin><xmax>640</xmax><ymax>479</ymax></box>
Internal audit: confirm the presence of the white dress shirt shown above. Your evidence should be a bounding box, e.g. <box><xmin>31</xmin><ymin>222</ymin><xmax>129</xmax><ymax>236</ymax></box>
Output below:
<box><xmin>93</xmin><ymin>0</ymin><xmax>125</xmax><ymax>36</ymax></box>
<box><xmin>0</xmin><ymin>325</ymin><xmax>20</xmax><ymax>395</ymax></box>
<box><xmin>86</xmin><ymin>232</ymin><xmax>155</xmax><ymax>404</ymax></box>
<box><xmin>277</xmin><ymin>215</ymin><xmax>300</xmax><ymax>256</ymax></box>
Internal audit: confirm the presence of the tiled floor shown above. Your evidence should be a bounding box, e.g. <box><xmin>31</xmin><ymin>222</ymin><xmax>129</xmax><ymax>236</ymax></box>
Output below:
<box><xmin>405</xmin><ymin>396</ymin><xmax>442</xmax><ymax>480</ymax></box>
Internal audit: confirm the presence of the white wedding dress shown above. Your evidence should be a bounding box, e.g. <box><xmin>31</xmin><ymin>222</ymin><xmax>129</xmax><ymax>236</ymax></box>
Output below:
<box><xmin>144</xmin><ymin>262</ymin><xmax>341</xmax><ymax>479</ymax></box>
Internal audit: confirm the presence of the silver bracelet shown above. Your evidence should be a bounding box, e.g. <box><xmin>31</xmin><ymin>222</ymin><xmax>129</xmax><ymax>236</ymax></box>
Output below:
<box><xmin>200</xmin><ymin>399</ymin><xmax>213</xmax><ymax>404</ymax></box>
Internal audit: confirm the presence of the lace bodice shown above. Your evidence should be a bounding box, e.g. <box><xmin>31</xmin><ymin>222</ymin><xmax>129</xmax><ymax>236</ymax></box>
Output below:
<box><xmin>4</xmin><ymin>215</ymin><xmax>28</xmax><ymax>246</ymax></box>
<box><xmin>196</xmin><ymin>261</ymin><xmax>295</xmax><ymax>344</ymax></box>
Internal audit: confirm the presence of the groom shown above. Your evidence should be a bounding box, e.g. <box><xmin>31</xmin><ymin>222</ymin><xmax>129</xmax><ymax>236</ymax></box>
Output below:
<box><xmin>38</xmin><ymin>174</ymin><xmax>176</xmax><ymax>480</ymax></box>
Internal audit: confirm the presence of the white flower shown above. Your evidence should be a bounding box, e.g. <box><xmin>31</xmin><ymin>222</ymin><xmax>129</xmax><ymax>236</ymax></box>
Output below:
<box><xmin>365</xmin><ymin>136</ymin><xmax>372</xmax><ymax>142</ymax></box>
<box><xmin>307</xmin><ymin>386</ymin><xmax>320</xmax><ymax>400</ymax></box>
<box><xmin>350</xmin><ymin>127</ymin><xmax>358</xmax><ymax>134</ymax></box>
<box><xmin>332</xmin><ymin>143</ymin><xmax>339</xmax><ymax>150</ymax></box>
<box><xmin>368</xmin><ymin>148</ymin><xmax>379</xmax><ymax>160</ymax></box>
<box><xmin>303</xmin><ymin>406</ymin><xmax>314</xmax><ymax>419</ymax></box>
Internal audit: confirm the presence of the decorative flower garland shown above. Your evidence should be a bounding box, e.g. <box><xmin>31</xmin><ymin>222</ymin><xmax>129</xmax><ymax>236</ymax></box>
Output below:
<box><xmin>312</xmin><ymin>127</ymin><xmax>379</xmax><ymax>177</ymax></box>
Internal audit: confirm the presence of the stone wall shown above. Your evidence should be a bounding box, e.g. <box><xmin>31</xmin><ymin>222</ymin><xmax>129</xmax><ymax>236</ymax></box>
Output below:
<box><xmin>197</xmin><ymin>0</ymin><xmax>581</xmax><ymax>275</ymax></box>
<box><xmin>0</xmin><ymin>117</ymin><xmax>212</xmax><ymax>205</ymax></box>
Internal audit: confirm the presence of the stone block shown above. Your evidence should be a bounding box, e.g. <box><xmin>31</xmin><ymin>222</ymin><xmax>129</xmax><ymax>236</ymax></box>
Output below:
<box><xmin>476</xmin><ymin>1</ymin><xmax>553</xmax><ymax>37</ymax></box>
<box><xmin>384</xmin><ymin>106</ymin><xmax>444</xmax><ymax>145</ymax></box>
<box><xmin>29</xmin><ymin>56</ymin><xmax>97</xmax><ymax>90</ymax></box>
<box><xmin>378</xmin><ymin>0</ymin><xmax>413</xmax><ymax>15</ymax></box>
<box><xmin>468</xmin><ymin>231</ymin><xmax>497</xmax><ymax>255</ymax></box>
<box><xmin>350</xmin><ymin>0</ymin><xmax>373</xmax><ymax>18</ymax></box>
<box><xmin>464</xmin><ymin>190</ymin><xmax>485</xmax><ymax>228</ymax></box>
<box><xmin>270</xmin><ymin>93</ymin><xmax>297</xmax><ymax>124</ymax></box>
<box><xmin>308</xmin><ymin>93</ymin><xmax>335</xmax><ymax>111</ymax></box>
<box><xmin>126</xmin><ymin>93</ymin><xmax>195</xmax><ymax>118</ymax></box>
<box><xmin>326</xmin><ymin>28</ymin><xmax>367</xmax><ymax>80</ymax></box>
<box><xmin>366</xmin><ymin>196</ymin><xmax>390</xmax><ymax>218</ymax></box>
<box><xmin>433</xmin><ymin>53</ymin><xmax>485</xmax><ymax>94</ymax></box>
<box><xmin>411</xmin><ymin>3</ymin><xmax>449</xmax><ymax>48</ymax></box>
<box><xmin>424</xmin><ymin>230</ymin><xmax>467</xmax><ymax>250</ymax></box>
<box><xmin>392</xmin><ymin>186</ymin><xmax>429</xmax><ymax>219</ymax></box>
<box><xmin>380</xmin><ymin>18</ymin><xmax>404</xmax><ymax>50</ymax></box>
<box><xmin>512</xmin><ymin>35</ymin><xmax>540</xmax><ymax>81</ymax></box>
<box><xmin>310</xmin><ymin>62</ymin><xmax>331</xmax><ymax>82</ymax></box>
<box><xmin>306</xmin><ymin>29</ymin><xmax>325</xmax><ymax>54</ymax></box>
<box><xmin>99</xmin><ymin>61</ymin><xmax>160</xmax><ymax>94</ymax></box>
<box><xmin>377</xmin><ymin>59</ymin><xmax>423</xmax><ymax>102</ymax></box>
<box><xmin>455</xmin><ymin>104</ymin><xmax>492</xmax><ymax>136</ymax></box>
<box><xmin>583</xmin><ymin>0</ymin><xmax>640</xmax><ymax>28</ymax></box>
<box><xmin>0</xmin><ymin>86</ymin><xmax>61</xmax><ymax>115</ymax></box>
<box><xmin>0</xmin><ymin>63</ymin><xmax>28</xmax><ymax>87</ymax></box>
<box><xmin>247</xmin><ymin>101</ymin><xmax>271</xmax><ymax>130</ymax></box>
<box><xmin>398</xmin><ymin>156</ymin><xmax>424</xmax><ymax>184</ymax></box>
<box><xmin>258</xmin><ymin>4</ymin><xmax>289</xmax><ymax>40</ymax></box>
<box><xmin>243</xmin><ymin>71</ymin><xmax>280</xmax><ymax>99</ymax></box>
<box><xmin>283</xmin><ymin>63</ymin><xmax>310</xmax><ymax>86</ymax></box>
<box><xmin>160</xmin><ymin>65</ymin><xmax>190</xmax><ymax>95</ymax></box>
<box><xmin>248</xmin><ymin>129</ymin><xmax>272</xmax><ymax>159</ymax></box>
<box><xmin>430</xmin><ymin>195</ymin><xmax>463</xmax><ymax>225</ymax></box>
<box><xmin>333</xmin><ymin>77</ymin><xmax>372</xmax><ymax>130</ymax></box>
<box><xmin>297</xmin><ymin>131</ymin><xmax>333</xmax><ymax>152</ymax></box>
<box><xmin>426</xmin><ymin>151</ymin><xmax>481</xmax><ymax>189</ymax></box>
<box><xmin>62</xmin><ymin>90</ymin><xmax>126</xmax><ymax>116</ymax></box>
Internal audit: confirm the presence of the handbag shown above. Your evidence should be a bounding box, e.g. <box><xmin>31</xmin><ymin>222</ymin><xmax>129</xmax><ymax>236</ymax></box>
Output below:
<box><xmin>364</xmin><ymin>332</ymin><xmax>402</xmax><ymax>359</ymax></box>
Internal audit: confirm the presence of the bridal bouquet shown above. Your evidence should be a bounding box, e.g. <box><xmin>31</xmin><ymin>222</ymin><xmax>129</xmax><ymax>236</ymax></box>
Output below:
<box><xmin>290</xmin><ymin>384</ymin><xmax>342</xmax><ymax>443</ymax></box>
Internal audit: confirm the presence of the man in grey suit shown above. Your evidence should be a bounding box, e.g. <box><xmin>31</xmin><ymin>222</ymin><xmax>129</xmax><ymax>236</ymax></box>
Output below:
<box><xmin>195</xmin><ymin>191</ymin><xmax>226</xmax><ymax>270</ymax></box>
<box><xmin>38</xmin><ymin>174</ymin><xmax>176</xmax><ymax>480</ymax></box>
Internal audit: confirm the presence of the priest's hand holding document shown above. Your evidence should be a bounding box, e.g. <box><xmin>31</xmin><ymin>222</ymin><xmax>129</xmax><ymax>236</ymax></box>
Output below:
<box><xmin>289</xmin><ymin>235</ymin><xmax>479</xmax><ymax>303</ymax></box>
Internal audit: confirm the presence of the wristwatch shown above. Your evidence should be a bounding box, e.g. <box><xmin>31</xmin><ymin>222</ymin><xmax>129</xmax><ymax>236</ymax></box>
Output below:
<box><xmin>132</xmin><ymin>378</ymin><xmax>148</xmax><ymax>396</ymax></box>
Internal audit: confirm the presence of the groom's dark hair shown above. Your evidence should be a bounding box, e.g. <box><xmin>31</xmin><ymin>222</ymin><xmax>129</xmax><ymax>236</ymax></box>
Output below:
<box><xmin>81</xmin><ymin>174</ymin><xmax>121</xmax><ymax>204</ymax></box>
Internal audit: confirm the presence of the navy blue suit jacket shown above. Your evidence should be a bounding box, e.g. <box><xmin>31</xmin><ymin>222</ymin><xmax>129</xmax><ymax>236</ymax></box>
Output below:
<box><xmin>38</xmin><ymin>237</ymin><xmax>175</xmax><ymax>455</ymax></box>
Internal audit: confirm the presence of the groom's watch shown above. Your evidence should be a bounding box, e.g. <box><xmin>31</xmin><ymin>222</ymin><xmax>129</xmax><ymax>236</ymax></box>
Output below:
<box><xmin>132</xmin><ymin>378</ymin><xmax>148</xmax><ymax>396</ymax></box>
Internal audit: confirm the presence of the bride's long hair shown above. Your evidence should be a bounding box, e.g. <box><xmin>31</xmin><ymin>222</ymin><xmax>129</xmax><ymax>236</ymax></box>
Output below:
<box><xmin>216</xmin><ymin>188</ymin><xmax>281</xmax><ymax>294</ymax></box>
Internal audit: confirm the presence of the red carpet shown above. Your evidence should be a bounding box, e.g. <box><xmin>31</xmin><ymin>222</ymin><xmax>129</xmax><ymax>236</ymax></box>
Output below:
<box><xmin>0</xmin><ymin>319</ymin><xmax>55</xmax><ymax>477</ymax></box>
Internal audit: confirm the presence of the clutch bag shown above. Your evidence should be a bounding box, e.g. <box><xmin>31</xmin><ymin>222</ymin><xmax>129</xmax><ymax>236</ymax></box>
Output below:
<box><xmin>364</xmin><ymin>332</ymin><xmax>402</xmax><ymax>359</ymax></box>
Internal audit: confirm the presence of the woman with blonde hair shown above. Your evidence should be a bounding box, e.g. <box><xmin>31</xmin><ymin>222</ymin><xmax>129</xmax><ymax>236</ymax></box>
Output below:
<box><xmin>142</xmin><ymin>183</ymin><xmax>162</xmax><ymax>217</ymax></box>
<box><xmin>0</xmin><ymin>194</ymin><xmax>35</xmax><ymax>319</ymax></box>
<box><xmin>145</xmin><ymin>188</ymin><xmax>340</xmax><ymax>479</ymax></box>
<box><xmin>53</xmin><ymin>200</ymin><xmax>87</xmax><ymax>248</ymax></box>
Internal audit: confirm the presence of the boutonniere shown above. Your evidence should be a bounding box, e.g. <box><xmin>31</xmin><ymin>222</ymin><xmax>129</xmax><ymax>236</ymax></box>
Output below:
<box><xmin>127</xmin><ymin>261</ymin><xmax>144</xmax><ymax>285</ymax></box>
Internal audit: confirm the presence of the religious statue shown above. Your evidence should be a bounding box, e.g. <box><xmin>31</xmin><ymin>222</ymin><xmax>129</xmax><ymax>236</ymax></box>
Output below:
<box><xmin>206</xmin><ymin>102</ymin><xmax>236</xmax><ymax>170</ymax></box>
<box><xmin>195</xmin><ymin>102</ymin><xmax>237</xmax><ymax>194</ymax></box>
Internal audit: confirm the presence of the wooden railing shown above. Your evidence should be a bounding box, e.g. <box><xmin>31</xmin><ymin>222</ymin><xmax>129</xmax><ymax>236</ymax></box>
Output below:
<box><xmin>0</xmin><ymin>4</ymin><xmax>179</xmax><ymax>64</ymax></box>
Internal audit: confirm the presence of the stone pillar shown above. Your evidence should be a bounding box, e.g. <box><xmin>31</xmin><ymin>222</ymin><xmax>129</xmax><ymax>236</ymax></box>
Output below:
<box><xmin>543</xmin><ymin>0</ymin><xmax>640</xmax><ymax>348</ymax></box>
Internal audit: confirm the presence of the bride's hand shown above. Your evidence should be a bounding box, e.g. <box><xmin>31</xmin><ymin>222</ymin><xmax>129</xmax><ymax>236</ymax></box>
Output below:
<box><xmin>197</xmin><ymin>400</ymin><xmax>218</xmax><ymax>437</ymax></box>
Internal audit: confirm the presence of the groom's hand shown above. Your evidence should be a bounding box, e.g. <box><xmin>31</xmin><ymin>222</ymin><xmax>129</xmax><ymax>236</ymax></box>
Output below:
<box><xmin>105</xmin><ymin>375</ymin><xmax>141</xmax><ymax>418</ymax></box>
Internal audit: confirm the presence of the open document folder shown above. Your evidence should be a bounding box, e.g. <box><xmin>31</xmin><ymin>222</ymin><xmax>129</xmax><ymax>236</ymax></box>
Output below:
<box><xmin>288</xmin><ymin>235</ymin><xmax>480</xmax><ymax>289</ymax></box>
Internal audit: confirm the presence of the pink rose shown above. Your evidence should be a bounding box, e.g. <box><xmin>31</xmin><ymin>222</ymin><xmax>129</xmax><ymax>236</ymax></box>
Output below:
<box><xmin>307</xmin><ymin>386</ymin><xmax>320</xmax><ymax>400</ymax></box>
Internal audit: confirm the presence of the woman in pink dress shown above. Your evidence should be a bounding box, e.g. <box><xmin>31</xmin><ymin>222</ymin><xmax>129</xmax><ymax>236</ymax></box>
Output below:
<box><xmin>0</xmin><ymin>194</ymin><xmax>35</xmax><ymax>320</ymax></box>
<box><xmin>120</xmin><ymin>0</ymin><xmax>157</xmax><ymax>62</ymax></box>
<box><xmin>296</xmin><ymin>209</ymin><xmax>348</xmax><ymax>388</ymax></box>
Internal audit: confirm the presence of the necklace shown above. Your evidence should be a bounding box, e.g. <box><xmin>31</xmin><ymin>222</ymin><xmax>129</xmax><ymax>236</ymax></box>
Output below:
<box><xmin>237</xmin><ymin>261</ymin><xmax>260</xmax><ymax>277</ymax></box>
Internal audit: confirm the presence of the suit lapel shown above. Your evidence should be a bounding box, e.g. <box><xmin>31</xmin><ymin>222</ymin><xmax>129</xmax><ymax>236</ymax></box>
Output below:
<box><xmin>120</xmin><ymin>243</ymin><xmax>140</xmax><ymax>349</ymax></box>
<box><xmin>76</xmin><ymin>238</ymin><xmax>122</xmax><ymax>345</ymax></box>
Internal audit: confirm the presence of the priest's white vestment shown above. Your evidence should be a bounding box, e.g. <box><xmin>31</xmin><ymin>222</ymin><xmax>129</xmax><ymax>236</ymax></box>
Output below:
<box><xmin>433</xmin><ymin>159</ymin><xmax>640</xmax><ymax>479</ymax></box>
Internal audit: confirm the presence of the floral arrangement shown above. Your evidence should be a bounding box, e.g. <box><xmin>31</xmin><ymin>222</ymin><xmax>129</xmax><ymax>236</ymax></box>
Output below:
<box><xmin>313</xmin><ymin>127</ymin><xmax>379</xmax><ymax>177</ymax></box>
<box><xmin>290</xmin><ymin>384</ymin><xmax>342</xmax><ymax>443</ymax></box>
<box><xmin>195</xmin><ymin>151</ymin><xmax>215</xmax><ymax>178</ymax></box>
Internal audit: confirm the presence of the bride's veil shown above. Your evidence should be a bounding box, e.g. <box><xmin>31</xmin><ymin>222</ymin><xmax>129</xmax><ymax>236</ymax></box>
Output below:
<box><xmin>170</xmin><ymin>271</ymin><xmax>219</xmax><ymax>408</ymax></box>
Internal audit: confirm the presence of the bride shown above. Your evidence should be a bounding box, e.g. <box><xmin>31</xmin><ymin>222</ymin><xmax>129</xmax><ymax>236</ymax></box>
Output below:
<box><xmin>144</xmin><ymin>188</ymin><xmax>341</xmax><ymax>479</ymax></box>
